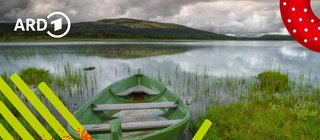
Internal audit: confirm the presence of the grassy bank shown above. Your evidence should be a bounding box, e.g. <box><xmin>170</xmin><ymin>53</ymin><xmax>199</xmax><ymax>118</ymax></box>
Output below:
<box><xmin>191</xmin><ymin>71</ymin><xmax>320</xmax><ymax>139</ymax></box>
<box><xmin>0</xmin><ymin>67</ymin><xmax>97</xmax><ymax>139</ymax></box>
<box><xmin>1</xmin><ymin>67</ymin><xmax>319</xmax><ymax>139</ymax></box>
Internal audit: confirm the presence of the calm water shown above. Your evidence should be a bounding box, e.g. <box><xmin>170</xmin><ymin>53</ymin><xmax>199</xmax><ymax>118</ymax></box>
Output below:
<box><xmin>0</xmin><ymin>40</ymin><xmax>319</xmax><ymax>118</ymax></box>
<box><xmin>0</xmin><ymin>41</ymin><xmax>320</xmax><ymax>82</ymax></box>
<box><xmin>1</xmin><ymin>41</ymin><xmax>319</xmax><ymax>81</ymax></box>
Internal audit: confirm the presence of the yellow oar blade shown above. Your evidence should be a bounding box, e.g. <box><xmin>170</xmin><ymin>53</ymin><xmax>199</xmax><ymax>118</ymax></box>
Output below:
<box><xmin>0</xmin><ymin>101</ymin><xmax>34</xmax><ymax>139</ymax></box>
<box><xmin>39</xmin><ymin>82</ymin><xmax>93</xmax><ymax>139</ymax></box>
<box><xmin>192</xmin><ymin>119</ymin><xmax>212</xmax><ymax>140</ymax></box>
<box><xmin>0</xmin><ymin>122</ymin><xmax>15</xmax><ymax>140</ymax></box>
<box><xmin>0</xmin><ymin>77</ymin><xmax>53</xmax><ymax>139</ymax></box>
<box><xmin>10</xmin><ymin>73</ymin><xmax>72</xmax><ymax>139</ymax></box>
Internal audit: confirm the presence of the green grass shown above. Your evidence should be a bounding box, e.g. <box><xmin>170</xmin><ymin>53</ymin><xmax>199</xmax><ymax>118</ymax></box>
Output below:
<box><xmin>1</xmin><ymin>65</ymin><xmax>319</xmax><ymax>139</ymax></box>
<box><xmin>20</xmin><ymin>68</ymin><xmax>52</xmax><ymax>85</ymax></box>
<box><xmin>191</xmin><ymin>71</ymin><xmax>320</xmax><ymax>140</ymax></box>
<box><xmin>256</xmin><ymin>70</ymin><xmax>289</xmax><ymax>94</ymax></box>
<box><xmin>192</xmin><ymin>97</ymin><xmax>319</xmax><ymax>139</ymax></box>
<box><xmin>0</xmin><ymin>66</ymin><xmax>97</xmax><ymax>139</ymax></box>
<box><xmin>0</xmin><ymin>44</ymin><xmax>192</xmax><ymax>60</ymax></box>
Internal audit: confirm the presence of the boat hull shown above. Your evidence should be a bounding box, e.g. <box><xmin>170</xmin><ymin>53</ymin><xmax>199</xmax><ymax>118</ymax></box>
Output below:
<box><xmin>67</xmin><ymin>73</ymin><xmax>190</xmax><ymax>140</ymax></box>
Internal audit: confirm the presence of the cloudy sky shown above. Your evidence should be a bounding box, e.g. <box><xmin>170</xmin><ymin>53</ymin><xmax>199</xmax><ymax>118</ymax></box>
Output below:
<box><xmin>1</xmin><ymin>0</ymin><xmax>320</xmax><ymax>36</ymax></box>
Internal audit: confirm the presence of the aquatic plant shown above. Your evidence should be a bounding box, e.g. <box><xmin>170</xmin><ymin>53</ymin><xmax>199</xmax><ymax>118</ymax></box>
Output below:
<box><xmin>256</xmin><ymin>71</ymin><xmax>289</xmax><ymax>94</ymax></box>
<box><xmin>20</xmin><ymin>67</ymin><xmax>52</xmax><ymax>86</ymax></box>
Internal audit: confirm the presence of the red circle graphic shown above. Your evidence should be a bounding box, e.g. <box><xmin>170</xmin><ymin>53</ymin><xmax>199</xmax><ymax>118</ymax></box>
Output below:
<box><xmin>280</xmin><ymin>0</ymin><xmax>320</xmax><ymax>52</ymax></box>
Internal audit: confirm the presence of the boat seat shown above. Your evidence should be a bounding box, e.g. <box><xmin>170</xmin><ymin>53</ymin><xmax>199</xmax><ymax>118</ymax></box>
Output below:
<box><xmin>83</xmin><ymin>119</ymin><xmax>182</xmax><ymax>132</ymax></box>
<box><xmin>93</xmin><ymin>102</ymin><xmax>178</xmax><ymax>111</ymax></box>
<box><xmin>116</xmin><ymin>85</ymin><xmax>159</xmax><ymax>96</ymax></box>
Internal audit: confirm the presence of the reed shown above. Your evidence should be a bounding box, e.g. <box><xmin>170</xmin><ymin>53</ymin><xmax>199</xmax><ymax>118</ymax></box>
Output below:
<box><xmin>1</xmin><ymin>63</ymin><xmax>319</xmax><ymax>139</ymax></box>
<box><xmin>190</xmin><ymin>70</ymin><xmax>320</xmax><ymax>140</ymax></box>
<box><xmin>0</xmin><ymin>65</ymin><xmax>98</xmax><ymax>139</ymax></box>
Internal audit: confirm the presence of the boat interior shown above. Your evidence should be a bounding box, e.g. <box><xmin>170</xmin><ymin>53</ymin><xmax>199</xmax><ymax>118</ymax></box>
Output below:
<box><xmin>71</xmin><ymin>74</ymin><xmax>189</xmax><ymax>139</ymax></box>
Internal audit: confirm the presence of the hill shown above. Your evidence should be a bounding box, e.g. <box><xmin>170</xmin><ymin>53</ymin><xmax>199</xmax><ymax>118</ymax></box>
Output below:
<box><xmin>67</xmin><ymin>18</ymin><xmax>233</xmax><ymax>40</ymax></box>
<box><xmin>240</xmin><ymin>34</ymin><xmax>293</xmax><ymax>40</ymax></box>
<box><xmin>0</xmin><ymin>18</ymin><xmax>233</xmax><ymax>41</ymax></box>
<box><xmin>0</xmin><ymin>18</ymin><xmax>292</xmax><ymax>41</ymax></box>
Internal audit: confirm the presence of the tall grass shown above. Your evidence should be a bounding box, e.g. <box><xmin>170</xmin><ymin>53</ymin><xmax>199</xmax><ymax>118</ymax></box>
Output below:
<box><xmin>149</xmin><ymin>65</ymin><xmax>256</xmax><ymax>119</ymax></box>
<box><xmin>1</xmin><ymin>62</ymin><xmax>319</xmax><ymax>139</ymax></box>
<box><xmin>0</xmin><ymin>66</ymin><xmax>98</xmax><ymax>139</ymax></box>
<box><xmin>145</xmin><ymin>66</ymin><xmax>319</xmax><ymax>139</ymax></box>
<box><xmin>190</xmin><ymin>70</ymin><xmax>320</xmax><ymax>139</ymax></box>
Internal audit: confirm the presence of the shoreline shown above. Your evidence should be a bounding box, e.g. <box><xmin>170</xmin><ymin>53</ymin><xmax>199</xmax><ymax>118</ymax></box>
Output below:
<box><xmin>0</xmin><ymin>39</ymin><xmax>295</xmax><ymax>45</ymax></box>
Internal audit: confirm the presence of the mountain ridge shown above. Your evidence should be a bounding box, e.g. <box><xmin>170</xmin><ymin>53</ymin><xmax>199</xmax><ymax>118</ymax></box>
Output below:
<box><xmin>0</xmin><ymin>18</ymin><xmax>292</xmax><ymax>41</ymax></box>
<box><xmin>67</xmin><ymin>18</ymin><xmax>233</xmax><ymax>40</ymax></box>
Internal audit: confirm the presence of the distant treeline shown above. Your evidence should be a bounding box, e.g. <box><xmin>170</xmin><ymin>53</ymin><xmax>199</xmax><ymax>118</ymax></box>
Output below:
<box><xmin>0</xmin><ymin>18</ymin><xmax>293</xmax><ymax>41</ymax></box>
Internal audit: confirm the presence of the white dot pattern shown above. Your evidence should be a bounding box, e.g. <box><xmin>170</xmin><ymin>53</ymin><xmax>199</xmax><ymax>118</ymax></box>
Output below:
<box><xmin>281</xmin><ymin>0</ymin><xmax>320</xmax><ymax>49</ymax></box>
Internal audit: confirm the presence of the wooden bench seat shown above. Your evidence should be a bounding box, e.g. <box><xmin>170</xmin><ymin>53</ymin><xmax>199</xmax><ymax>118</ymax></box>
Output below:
<box><xmin>93</xmin><ymin>102</ymin><xmax>177</xmax><ymax>111</ymax></box>
<box><xmin>83</xmin><ymin>119</ymin><xmax>182</xmax><ymax>132</ymax></box>
<box><xmin>116</xmin><ymin>85</ymin><xmax>159</xmax><ymax>96</ymax></box>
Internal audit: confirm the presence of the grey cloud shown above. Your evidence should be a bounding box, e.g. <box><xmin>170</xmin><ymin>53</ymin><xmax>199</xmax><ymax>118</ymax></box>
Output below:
<box><xmin>0</xmin><ymin>0</ymin><xmax>30</xmax><ymax>21</ymax></box>
<box><xmin>119</xmin><ymin>0</ymin><xmax>197</xmax><ymax>18</ymax></box>
<box><xmin>158</xmin><ymin>1</ymin><xmax>285</xmax><ymax>36</ymax></box>
<box><xmin>0</xmin><ymin>0</ymin><xmax>206</xmax><ymax>21</ymax></box>
<box><xmin>1</xmin><ymin>0</ymin><xmax>70</xmax><ymax>20</ymax></box>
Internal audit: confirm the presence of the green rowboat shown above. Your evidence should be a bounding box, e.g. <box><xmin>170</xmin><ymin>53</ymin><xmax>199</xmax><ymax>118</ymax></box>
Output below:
<box><xmin>67</xmin><ymin>71</ymin><xmax>190</xmax><ymax>140</ymax></box>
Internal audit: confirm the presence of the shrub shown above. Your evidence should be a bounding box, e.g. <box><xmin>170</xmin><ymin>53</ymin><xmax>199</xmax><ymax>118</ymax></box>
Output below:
<box><xmin>192</xmin><ymin>98</ymin><xmax>320</xmax><ymax>140</ymax></box>
<box><xmin>256</xmin><ymin>71</ymin><xmax>289</xmax><ymax>94</ymax></box>
<box><xmin>19</xmin><ymin>67</ymin><xmax>52</xmax><ymax>85</ymax></box>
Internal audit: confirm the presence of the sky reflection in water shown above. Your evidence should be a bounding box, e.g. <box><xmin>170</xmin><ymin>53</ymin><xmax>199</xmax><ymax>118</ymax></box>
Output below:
<box><xmin>0</xmin><ymin>41</ymin><xmax>319</xmax><ymax>91</ymax></box>
<box><xmin>0</xmin><ymin>41</ymin><xmax>319</xmax><ymax>118</ymax></box>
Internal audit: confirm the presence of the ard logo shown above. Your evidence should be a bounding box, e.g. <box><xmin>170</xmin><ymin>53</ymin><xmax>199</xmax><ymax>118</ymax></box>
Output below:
<box><xmin>13</xmin><ymin>12</ymin><xmax>71</xmax><ymax>38</ymax></box>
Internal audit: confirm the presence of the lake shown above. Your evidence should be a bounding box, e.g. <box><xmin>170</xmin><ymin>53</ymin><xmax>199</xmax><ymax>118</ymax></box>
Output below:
<box><xmin>0</xmin><ymin>40</ymin><xmax>319</xmax><ymax>118</ymax></box>
<box><xmin>1</xmin><ymin>41</ymin><xmax>319</xmax><ymax>81</ymax></box>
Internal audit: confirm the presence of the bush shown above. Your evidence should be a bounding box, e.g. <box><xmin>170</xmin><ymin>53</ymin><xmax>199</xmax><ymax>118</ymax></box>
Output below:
<box><xmin>191</xmin><ymin>98</ymin><xmax>320</xmax><ymax>140</ymax></box>
<box><xmin>20</xmin><ymin>67</ymin><xmax>52</xmax><ymax>85</ymax></box>
<box><xmin>256</xmin><ymin>71</ymin><xmax>289</xmax><ymax>94</ymax></box>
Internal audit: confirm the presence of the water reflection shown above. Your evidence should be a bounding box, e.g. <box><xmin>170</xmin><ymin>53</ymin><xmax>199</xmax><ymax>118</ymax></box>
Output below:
<box><xmin>0</xmin><ymin>41</ymin><xmax>320</xmax><ymax>118</ymax></box>
<box><xmin>1</xmin><ymin>41</ymin><xmax>320</xmax><ymax>88</ymax></box>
